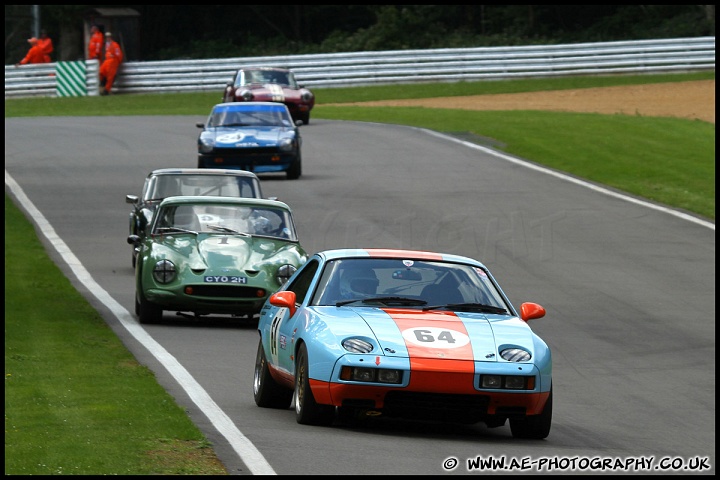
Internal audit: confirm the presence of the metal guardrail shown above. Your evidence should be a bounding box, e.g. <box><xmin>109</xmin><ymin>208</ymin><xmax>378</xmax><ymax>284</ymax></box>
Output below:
<box><xmin>4</xmin><ymin>37</ymin><xmax>715</xmax><ymax>99</ymax></box>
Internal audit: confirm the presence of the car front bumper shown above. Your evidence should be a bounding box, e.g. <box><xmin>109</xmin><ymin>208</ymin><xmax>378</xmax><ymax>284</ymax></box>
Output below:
<box><xmin>198</xmin><ymin>152</ymin><xmax>298</xmax><ymax>172</ymax></box>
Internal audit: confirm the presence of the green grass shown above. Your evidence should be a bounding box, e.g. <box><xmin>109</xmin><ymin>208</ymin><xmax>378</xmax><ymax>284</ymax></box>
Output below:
<box><xmin>4</xmin><ymin>71</ymin><xmax>715</xmax><ymax>474</ymax></box>
<box><xmin>4</xmin><ymin>197</ymin><xmax>227</xmax><ymax>475</ymax></box>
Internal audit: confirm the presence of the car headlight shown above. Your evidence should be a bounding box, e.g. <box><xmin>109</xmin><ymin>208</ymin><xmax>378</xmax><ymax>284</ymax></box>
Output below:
<box><xmin>500</xmin><ymin>348</ymin><xmax>531</xmax><ymax>362</ymax></box>
<box><xmin>276</xmin><ymin>264</ymin><xmax>296</xmax><ymax>285</ymax></box>
<box><xmin>342</xmin><ymin>338</ymin><xmax>374</xmax><ymax>353</ymax></box>
<box><xmin>152</xmin><ymin>259</ymin><xmax>176</xmax><ymax>283</ymax></box>
<box><xmin>300</xmin><ymin>90</ymin><xmax>313</xmax><ymax>102</ymax></box>
<box><xmin>340</xmin><ymin>366</ymin><xmax>403</xmax><ymax>384</ymax></box>
<box><xmin>480</xmin><ymin>375</ymin><xmax>534</xmax><ymax>390</ymax></box>
<box><xmin>198</xmin><ymin>133</ymin><xmax>215</xmax><ymax>153</ymax></box>
<box><xmin>240</xmin><ymin>89</ymin><xmax>253</xmax><ymax>101</ymax></box>
<box><xmin>278</xmin><ymin>138</ymin><xmax>295</xmax><ymax>152</ymax></box>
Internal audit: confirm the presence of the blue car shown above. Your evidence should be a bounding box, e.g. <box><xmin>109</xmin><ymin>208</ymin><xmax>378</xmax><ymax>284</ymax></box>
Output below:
<box><xmin>197</xmin><ymin>102</ymin><xmax>303</xmax><ymax>180</ymax></box>
<box><xmin>254</xmin><ymin>248</ymin><xmax>553</xmax><ymax>439</ymax></box>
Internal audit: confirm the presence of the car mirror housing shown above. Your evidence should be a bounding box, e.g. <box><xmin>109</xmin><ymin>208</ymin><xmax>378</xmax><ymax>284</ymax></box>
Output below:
<box><xmin>127</xmin><ymin>234</ymin><xmax>141</xmax><ymax>245</ymax></box>
<box><xmin>520</xmin><ymin>302</ymin><xmax>546</xmax><ymax>322</ymax></box>
<box><xmin>269</xmin><ymin>290</ymin><xmax>297</xmax><ymax>316</ymax></box>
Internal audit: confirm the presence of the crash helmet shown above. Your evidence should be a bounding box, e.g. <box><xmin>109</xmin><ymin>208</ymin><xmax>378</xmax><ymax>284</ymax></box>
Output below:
<box><xmin>339</xmin><ymin>268</ymin><xmax>379</xmax><ymax>299</ymax></box>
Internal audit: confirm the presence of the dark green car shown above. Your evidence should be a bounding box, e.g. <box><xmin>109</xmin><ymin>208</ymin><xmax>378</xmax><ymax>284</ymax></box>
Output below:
<box><xmin>130</xmin><ymin>196</ymin><xmax>308</xmax><ymax>324</ymax></box>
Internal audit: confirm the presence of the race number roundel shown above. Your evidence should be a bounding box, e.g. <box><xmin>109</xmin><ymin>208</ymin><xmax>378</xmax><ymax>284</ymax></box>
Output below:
<box><xmin>401</xmin><ymin>327</ymin><xmax>470</xmax><ymax>349</ymax></box>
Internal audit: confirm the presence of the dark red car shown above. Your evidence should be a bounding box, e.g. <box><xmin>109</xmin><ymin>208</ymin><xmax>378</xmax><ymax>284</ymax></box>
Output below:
<box><xmin>222</xmin><ymin>67</ymin><xmax>315</xmax><ymax>125</ymax></box>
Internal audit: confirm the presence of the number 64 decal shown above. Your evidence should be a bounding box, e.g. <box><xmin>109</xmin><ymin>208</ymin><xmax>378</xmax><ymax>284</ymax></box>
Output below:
<box><xmin>401</xmin><ymin>327</ymin><xmax>470</xmax><ymax>349</ymax></box>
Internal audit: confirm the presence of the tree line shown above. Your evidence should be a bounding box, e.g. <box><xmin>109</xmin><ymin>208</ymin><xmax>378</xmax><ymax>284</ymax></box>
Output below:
<box><xmin>5</xmin><ymin>5</ymin><xmax>715</xmax><ymax>64</ymax></box>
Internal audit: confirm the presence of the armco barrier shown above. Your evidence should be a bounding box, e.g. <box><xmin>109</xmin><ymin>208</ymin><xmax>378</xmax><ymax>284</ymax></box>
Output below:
<box><xmin>5</xmin><ymin>37</ymin><xmax>715</xmax><ymax>99</ymax></box>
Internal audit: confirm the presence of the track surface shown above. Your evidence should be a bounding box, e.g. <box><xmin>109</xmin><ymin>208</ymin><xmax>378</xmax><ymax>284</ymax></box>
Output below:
<box><xmin>4</xmin><ymin>116</ymin><xmax>715</xmax><ymax>475</ymax></box>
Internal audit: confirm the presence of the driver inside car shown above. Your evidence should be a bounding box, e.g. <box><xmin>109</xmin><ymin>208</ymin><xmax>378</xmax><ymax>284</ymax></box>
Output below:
<box><xmin>338</xmin><ymin>268</ymin><xmax>379</xmax><ymax>300</ymax></box>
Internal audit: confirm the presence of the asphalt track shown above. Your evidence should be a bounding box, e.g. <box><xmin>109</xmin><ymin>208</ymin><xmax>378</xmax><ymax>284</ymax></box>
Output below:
<box><xmin>5</xmin><ymin>116</ymin><xmax>715</xmax><ymax>475</ymax></box>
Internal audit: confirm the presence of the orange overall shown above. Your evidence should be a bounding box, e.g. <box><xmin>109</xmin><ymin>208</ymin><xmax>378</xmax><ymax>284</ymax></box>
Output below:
<box><xmin>88</xmin><ymin>30</ymin><xmax>104</xmax><ymax>60</ymax></box>
<box><xmin>15</xmin><ymin>37</ymin><xmax>50</xmax><ymax>66</ymax></box>
<box><xmin>99</xmin><ymin>39</ymin><xmax>124</xmax><ymax>93</ymax></box>
<box><xmin>18</xmin><ymin>43</ymin><xmax>47</xmax><ymax>65</ymax></box>
<box><xmin>37</xmin><ymin>35</ymin><xmax>53</xmax><ymax>63</ymax></box>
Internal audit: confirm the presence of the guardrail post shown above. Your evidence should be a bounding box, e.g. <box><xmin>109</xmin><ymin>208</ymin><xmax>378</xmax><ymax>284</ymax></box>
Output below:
<box><xmin>86</xmin><ymin>59</ymin><xmax>100</xmax><ymax>96</ymax></box>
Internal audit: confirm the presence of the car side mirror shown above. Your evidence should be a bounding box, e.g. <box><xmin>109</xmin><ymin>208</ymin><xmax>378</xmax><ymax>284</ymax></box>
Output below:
<box><xmin>127</xmin><ymin>234</ymin><xmax>141</xmax><ymax>246</ymax></box>
<box><xmin>520</xmin><ymin>302</ymin><xmax>546</xmax><ymax>322</ymax></box>
<box><xmin>196</xmin><ymin>122</ymin><xmax>205</xmax><ymax>128</ymax></box>
<box><xmin>126</xmin><ymin>194</ymin><xmax>139</xmax><ymax>205</ymax></box>
<box><xmin>269</xmin><ymin>290</ymin><xmax>297</xmax><ymax>316</ymax></box>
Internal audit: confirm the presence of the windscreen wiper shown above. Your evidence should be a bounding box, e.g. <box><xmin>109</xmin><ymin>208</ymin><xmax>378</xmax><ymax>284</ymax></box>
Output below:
<box><xmin>422</xmin><ymin>303</ymin><xmax>508</xmax><ymax>314</ymax></box>
<box><xmin>207</xmin><ymin>225</ymin><xmax>250</xmax><ymax>236</ymax></box>
<box><xmin>337</xmin><ymin>296</ymin><xmax>428</xmax><ymax>307</ymax></box>
<box><xmin>155</xmin><ymin>227</ymin><xmax>197</xmax><ymax>235</ymax></box>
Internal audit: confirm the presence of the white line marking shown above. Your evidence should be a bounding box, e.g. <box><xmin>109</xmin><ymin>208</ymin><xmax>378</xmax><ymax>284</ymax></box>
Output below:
<box><xmin>420</xmin><ymin>128</ymin><xmax>714</xmax><ymax>230</ymax></box>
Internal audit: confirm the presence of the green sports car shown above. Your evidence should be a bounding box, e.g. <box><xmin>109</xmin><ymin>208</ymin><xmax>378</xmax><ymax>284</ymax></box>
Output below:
<box><xmin>130</xmin><ymin>196</ymin><xmax>308</xmax><ymax>324</ymax></box>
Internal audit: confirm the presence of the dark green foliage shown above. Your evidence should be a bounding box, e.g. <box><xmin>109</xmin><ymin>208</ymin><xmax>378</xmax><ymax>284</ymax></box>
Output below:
<box><xmin>4</xmin><ymin>5</ymin><xmax>715</xmax><ymax>63</ymax></box>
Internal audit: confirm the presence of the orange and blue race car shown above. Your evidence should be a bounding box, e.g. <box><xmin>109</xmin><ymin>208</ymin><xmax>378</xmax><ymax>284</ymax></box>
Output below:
<box><xmin>254</xmin><ymin>248</ymin><xmax>553</xmax><ymax>439</ymax></box>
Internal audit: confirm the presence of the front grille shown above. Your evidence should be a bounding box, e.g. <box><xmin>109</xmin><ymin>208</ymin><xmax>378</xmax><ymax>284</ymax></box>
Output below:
<box><xmin>188</xmin><ymin>285</ymin><xmax>266</xmax><ymax>298</ymax></box>
<box><xmin>383</xmin><ymin>391</ymin><xmax>490</xmax><ymax>423</ymax></box>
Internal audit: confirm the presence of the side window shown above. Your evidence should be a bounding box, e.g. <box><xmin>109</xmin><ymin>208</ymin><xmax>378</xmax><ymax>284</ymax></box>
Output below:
<box><xmin>285</xmin><ymin>259</ymin><xmax>319</xmax><ymax>305</ymax></box>
<box><xmin>237</xmin><ymin>179</ymin><xmax>252</xmax><ymax>197</ymax></box>
<box><xmin>143</xmin><ymin>177</ymin><xmax>156</xmax><ymax>200</ymax></box>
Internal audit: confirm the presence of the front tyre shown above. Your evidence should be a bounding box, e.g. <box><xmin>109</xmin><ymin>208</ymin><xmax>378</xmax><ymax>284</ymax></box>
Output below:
<box><xmin>254</xmin><ymin>339</ymin><xmax>293</xmax><ymax>408</ymax></box>
<box><xmin>286</xmin><ymin>158</ymin><xmax>301</xmax><ymax>180</ymax></box>
<box><xmin>137</xmin><ymin>290</ymin><xmax>163</xmax><ymax>324</ymax></box>
<box><xmin>294</xmin><ymin>343</ymin><xmax>335</xmax><ymax>425</ymax></box>
<box><xmin>510</xmin><ymin>387</ymin><xmax>552</xmax><ymax>439</ymax></box>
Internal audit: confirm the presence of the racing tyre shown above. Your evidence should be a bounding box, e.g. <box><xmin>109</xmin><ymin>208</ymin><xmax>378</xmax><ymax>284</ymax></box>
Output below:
<box><xmin>510</xmin><ymin>387</ymin><xmax>552</xmax><ymax>439</ymax></box>
<box><xmin>294</xmin><ymin>343</ymin><xmax>335</xmax><ymax>425</ymax></box>
<box><xmin>137</xmin><ymin>291</ymin><xmax>163</xmax><ymax>324</ymax></box>
<box><xmin>254</xmin><ymin>339</ymin><xmax>293</xmax><ymax>409</ymax></box>
<box><xmin>286</xmin><ymin>159</ymin><xmax>301</xmax><ymax>180</ymax></box>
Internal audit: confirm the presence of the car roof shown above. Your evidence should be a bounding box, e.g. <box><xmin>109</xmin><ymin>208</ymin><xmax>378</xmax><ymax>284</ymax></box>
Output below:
<box><xmin>159</xmin><ymin>195</ymin><xmax>291</xmax><ymax>210</ymax></box>
<box><xmin>316</xmin><ymin>248</ymin><xmax>486</xmax><ymax>268</ymax></box>
<box><xmin>147</xmin><ymin>168</ymin><xmax>259</xmax><ymax>178</ymax></box>
<box><xmin>238</xmin><ymin>66</ymin><xmax>290</xmax><ymax>72</ymax></box>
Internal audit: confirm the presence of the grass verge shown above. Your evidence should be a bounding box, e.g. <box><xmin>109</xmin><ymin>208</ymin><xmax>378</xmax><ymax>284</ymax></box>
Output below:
<box><xmin>4</xmin><ymin>197</ymin><xmax>227</xmax><ymax>475</ymax></box>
